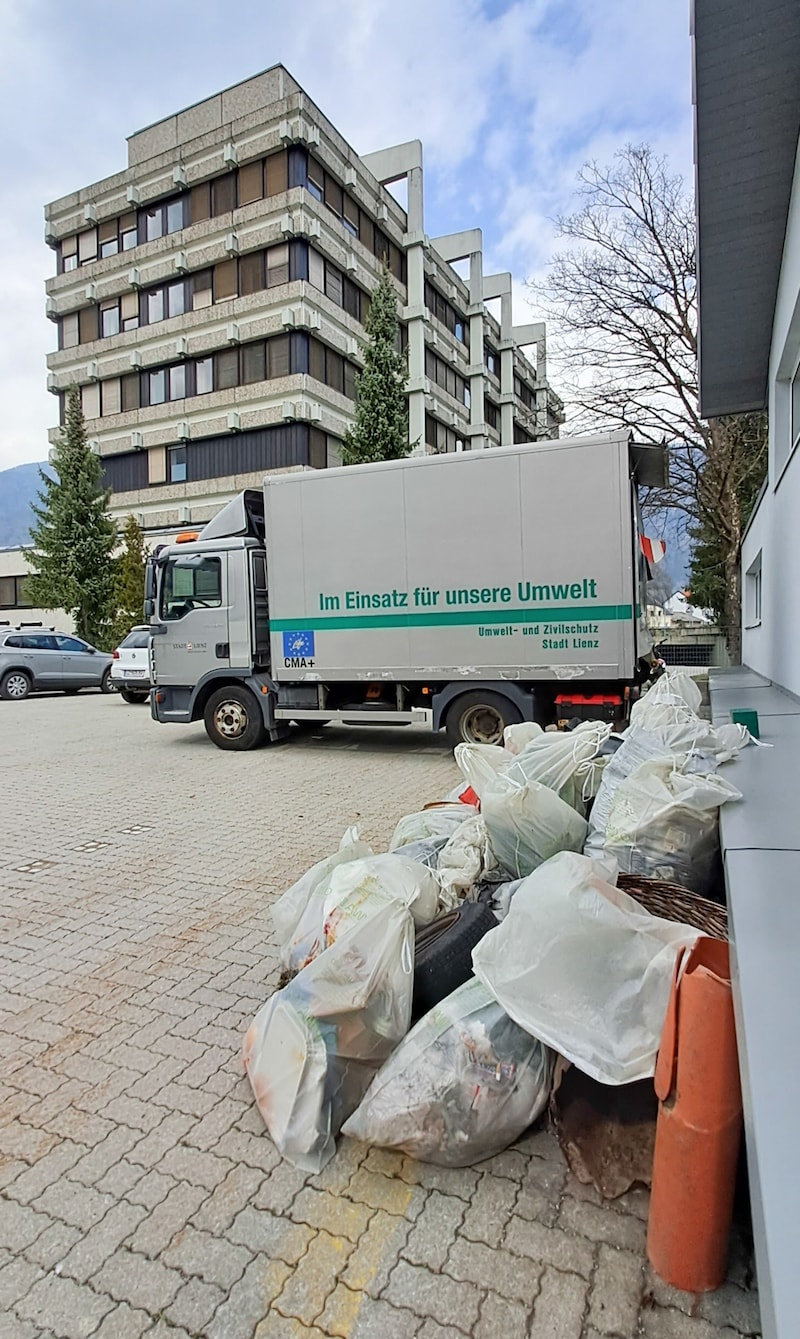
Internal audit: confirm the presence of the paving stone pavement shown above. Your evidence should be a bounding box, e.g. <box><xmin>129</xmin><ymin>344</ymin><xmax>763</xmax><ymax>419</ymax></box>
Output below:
<box><xmin>0</xmin><ymin>695</ymin><xmax>761</xmax><ymax>1338</ymax></box>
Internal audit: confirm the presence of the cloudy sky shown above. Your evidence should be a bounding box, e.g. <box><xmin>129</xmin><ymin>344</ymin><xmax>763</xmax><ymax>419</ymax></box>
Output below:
<box><xmin>0</xmin><ymin>0</ymin><xmax>692</xmax><ymax>471</ymax></box>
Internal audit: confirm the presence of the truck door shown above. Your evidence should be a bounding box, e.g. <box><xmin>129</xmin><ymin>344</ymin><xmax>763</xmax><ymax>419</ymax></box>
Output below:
<box><xmin>152</xmin><ymin>550</ymin><xmax>230</xmax><ymax>686</ymax></box>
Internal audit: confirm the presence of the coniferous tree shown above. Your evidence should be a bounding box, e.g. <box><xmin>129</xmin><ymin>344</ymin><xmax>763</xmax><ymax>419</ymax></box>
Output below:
<box><xmin>110</xmin><ymin>514</ymin><xmax>148</xmax><ymax>645</ymax></box>
<box><xmin>342</xmin><ymin>269</ymin><xmax>411</xmax><ymax>464</ymax></box>
<box><xmin>26</xmin><ymin>386</ymin><xmax>117</xmax><ymax>646</ymax></box>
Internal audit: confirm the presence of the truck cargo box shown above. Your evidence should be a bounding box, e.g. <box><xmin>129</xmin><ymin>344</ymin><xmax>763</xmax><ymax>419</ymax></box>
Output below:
<box><xmin>264</xmin><ymin>431</ymin><xmax>651</xmax><ymax>685</ymax></box>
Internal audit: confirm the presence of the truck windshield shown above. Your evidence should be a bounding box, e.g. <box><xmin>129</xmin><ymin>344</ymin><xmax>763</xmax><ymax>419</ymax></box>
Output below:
<box><xmin>160</xmin><ymin>555</ymin><xmax>222</xmax><ymax>621</ymax></box>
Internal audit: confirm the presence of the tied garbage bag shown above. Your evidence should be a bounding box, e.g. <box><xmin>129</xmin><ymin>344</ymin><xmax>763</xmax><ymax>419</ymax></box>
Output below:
<box><xmin>602</xmin><ymin>757</ymin><xmax>741</xmax><ymax>897</ymax></box>
<box><xmin>481</xmin><ymin>767</ymin><xmax>588</xmax><ymax>879</ymax></box>
<box><xmin>272</xmin><ymin>826</ymin><xmax>373</xmax><ymax>974</ymax></box>
<box><xmin>472</xmin><ymin>851</ymin><xmax>701</xmax><ymax>1085</ymax></box>
<box><xmin>343</xmin><ymin>976</ymin><xmax>553</xmax><ymax>1166</ymax></box>
<box><xmin>323</xmin><ymin>854</ymin><xmax>440</xmax><ymax>936</ymax></box>
<box><xmin>630</xmin><ymin>670</ymin><xmax>702</xmax><ymax>724</ymax></box>
<box><xmin>390</xmin><ymin>804</ymin><xmax>479</xmax><ymax>851</ymax></box>
<box><xmin>499</xmin><ymin>721</ymin><xmax>612</xmax><ymax>816</ymax></box>
<box><xmin>244</xmin><ymin>889</ymin><xmax>414</xmax><ymax>1172</ymax></box>
<box><xmin>454</xmin><ymin>743</ymin><xmax>513</xmax><ymax>798</ymax></box>
<box><xmin>503</xmin><ymin>721</ymin><xmax>544</xmax><ymax>755</ymax></box>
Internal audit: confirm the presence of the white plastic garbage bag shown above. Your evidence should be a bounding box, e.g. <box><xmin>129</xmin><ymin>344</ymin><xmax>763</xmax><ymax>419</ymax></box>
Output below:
<box><xmin>454</xmin><ymin>743</ymin><xmax>513</xmax><ymax>798</ymax></box>
<box><xmin>272</xmin><ymin>826</ymin><xmax>373</xmax><ymax>974</ymax></box>
<box><xmin>342</xmin><ymin>976</ymin><xmax>553</xmax><ymax>1166</ymax></box>
<box><xmin>390</xmin><ymin>804</ymin><xmax>479</xmax><ymax>851</ymax></box>
<box><xmin>323</xmin><ymin>853</ymin><xmax>440</xmax><ymax>935</ymax></box>
<box><xmin>585</xmin><ymin>714</ymin><xmax>749</xmax><ymax>858</ymax></box>
<box><xmin>472</xmin><ymin>851</ymin><xmax>701</xmax><ymax>1085</ymax></box>
<box><xmin>503</xmin><ymin>721</ymin><xmax>544</xmax><ymax>755</ymax></box>
<box><xmin>500</xmin><ymin>721</ymin><xmax>611</xmax><ymax>816</ymax></box>
<box><xmin>244</xmin><ymin>890</ymin><xmax>414</xmax><ymax>1171</ymax></box>
<box><xmin>481</xmin><ymin>767</ymin><xmax>588</xmax><ymax>879</ymax></box>
<box><xmin>630</xmin><ymin>670</ymin><xmax>702</xmax><ymax>723</ymax></box>
<box><xmin>602</xmin><ymin>757</ymin><xmax>741</xmax><ymax>896</ymax></box>
<box><xmin>436</xmin><ymin>816</ymin><xmax>500</xmax><ymax>909</ymax></box>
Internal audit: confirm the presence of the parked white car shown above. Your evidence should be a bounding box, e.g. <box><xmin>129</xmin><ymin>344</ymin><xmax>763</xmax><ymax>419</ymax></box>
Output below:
<box><xmin>111</xmin><ymin>626</ymin><xmax>151</xmax><ymax>704</ymax></box>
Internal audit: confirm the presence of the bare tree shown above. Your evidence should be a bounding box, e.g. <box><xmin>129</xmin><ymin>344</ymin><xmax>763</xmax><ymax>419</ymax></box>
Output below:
<box><xmin>532</xmin><ymin>145</ymin><xmax>766</xmax><ymax>660</ymax></box>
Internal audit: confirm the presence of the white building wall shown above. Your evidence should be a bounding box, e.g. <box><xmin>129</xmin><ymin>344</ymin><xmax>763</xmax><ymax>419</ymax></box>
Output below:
<box><xmin>741</xmin><ymin>137</ymin><xmax>800</xmax><ymax>696</ymax></box>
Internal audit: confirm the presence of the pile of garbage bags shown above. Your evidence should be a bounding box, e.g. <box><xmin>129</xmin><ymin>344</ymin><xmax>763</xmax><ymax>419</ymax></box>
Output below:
<box><xmin>244</xmin><ymin>671</ymin><xmax>751</xmax><ymax>1173</ymax></box>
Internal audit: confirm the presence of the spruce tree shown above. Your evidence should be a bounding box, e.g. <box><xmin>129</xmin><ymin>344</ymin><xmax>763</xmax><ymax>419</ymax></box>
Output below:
<box><xmin>110</xmin><ymin>514</ymin><xmax>148</xmax><ymax>645</ymax></box>
<box><xmin>342</xmin><ymin>269</ymin><xmax>411</xmax><ymax>464</ymax></box>
<box><xmin>26</xmin><ymin>385</ymin><xmax>117</xmax><ymax>646</ymax></box>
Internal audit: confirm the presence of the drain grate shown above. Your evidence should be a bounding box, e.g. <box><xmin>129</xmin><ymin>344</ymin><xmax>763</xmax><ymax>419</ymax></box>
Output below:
<box><xmin>71</xmin><ymin>840</ymin><xmax>112</xmax><ymax>852</ymax></box>
<box><xmin>15</xmin><ymin>859</ymin><xmax>57</xmax><ymax>873</ymax></box>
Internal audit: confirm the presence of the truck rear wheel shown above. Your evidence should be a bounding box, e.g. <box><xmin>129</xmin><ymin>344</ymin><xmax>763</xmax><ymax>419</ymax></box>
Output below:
<box><xmin>445</xmin><ymin>690</ymin><xmax>522</xmax><ymax>748</ymax></box>
<box><xmin>204</xmin><ymin>685</ymin><xmax>266</xmax><ymax>751</ymax></box>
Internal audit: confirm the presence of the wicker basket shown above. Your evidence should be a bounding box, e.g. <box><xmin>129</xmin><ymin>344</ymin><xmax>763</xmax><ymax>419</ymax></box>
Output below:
<box><xmin>617</xmin><ymin>875</ymin><xmax>728</xmax><ymax>941</ymax></box>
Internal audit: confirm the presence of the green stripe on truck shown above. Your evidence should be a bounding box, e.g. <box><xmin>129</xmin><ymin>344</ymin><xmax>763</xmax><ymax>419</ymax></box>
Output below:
<box><xmin>269</xmin><ymin>604</ymin><xmax>634</xmax><ymax>632</ymax></box>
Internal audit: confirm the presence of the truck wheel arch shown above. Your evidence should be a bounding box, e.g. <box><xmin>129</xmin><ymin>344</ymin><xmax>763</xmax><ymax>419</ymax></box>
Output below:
<box><xmin>431</xmin><ymin>680</ymin><xmax>535</xmax><ymax>735</ymax></box>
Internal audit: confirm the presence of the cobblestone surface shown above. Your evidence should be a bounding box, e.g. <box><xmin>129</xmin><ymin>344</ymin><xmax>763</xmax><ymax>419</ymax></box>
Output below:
<box><xmin>0</xmin><ymin>695</ymin><xmax>761</xmax><ymax>1337</ymax></box>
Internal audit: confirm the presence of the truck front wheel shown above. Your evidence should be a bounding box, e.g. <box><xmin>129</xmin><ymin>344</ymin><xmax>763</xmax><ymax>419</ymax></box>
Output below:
<box><xmin>204</xmin><ymin>685</ymin><xmax>266</xmax><ymax>751</ymax></box>
<box><xmin>445</xmin><ymin>691</ymin><xmax>522</xmax><ymax>748</ymax></box>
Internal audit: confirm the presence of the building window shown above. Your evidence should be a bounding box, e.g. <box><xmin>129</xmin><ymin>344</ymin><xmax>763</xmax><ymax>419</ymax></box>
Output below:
<box><xmin>195</xmin><ymin>357</ymin><xmax>213</xmax><ymax>394</ymax></box>
<box><xmin>515</xmin><ymin>376</ymin><xmax>536</xmax><ymax>412</ymax></box>
<box><xmin>168</xmin><ymin>365</ymin><xmax>186</xmax><ymax>401</ymax></box>
<box><xmin>149</xmin><ymin>369</ymin><xmax>166</xmax><ymax>405</ymax></box>
<box><xmin>60</xmin><ymin>312</ymin><xmax>79</xmax><ymax>349</ymax></box>
<box><xmin>168</xmin><ymin>445</ymin><xmax>187</xmax><ymax>483</ymax></box>
<box><xmin>142</xmin><ymin>195</ymin><xmax>185</xmax><ymax>243</ymax></box>
<box><xmin>425</xmin><ymin>346</ymin><xmax>470</xmax><ymax>405</ymax></box>
<box><xmin>192</xmin><ymin>271</ymin><xmax>213</xmax><ymax>310</ymax></box>
<box><xmin>745</xmin><ymin>551</ymin><xmax>762</xmax><ymax>627</ymax></box>
<box><xmin>485</xmin><ymin>398</ymin><xmax>499</xmax><ymax>431</ymax></box>
<box><xmin>514</xmin><ymin>421</ymin><xmax>534</xmax><ymax>444</ymax></box>
<box><xmin>486</xmin><ymin>347</ymin><xmax>500</xmax><ymax>377</ymax></box>
<box><xmin>60</xmin><ymin>234</ymin><xmax>78</xmax><ymax>272</ymax></box>
<box><xmin>78</xmin><ymin>229</ymin><xmax>98</xmax><ymax>265</ymax></box>
<box><xmin>0</xmin><ymin>575</ymin><xmax>32</xmax><ymax>609</ymax></box>
<box><xmin>81</xmin><ymin>382</ymin><xmax>101</xmax><ymax>420</ymax></box>
<box><xmin>100</xmin><ymin>300</ymin><xmax>120</xmax><ymax>338</ymax></box>
<box><xmin>101</xmin><ymin>378</ymin><xmax>122</xmax><ymax>416</ymax></box>
<box><xmin>425</xmin><ymin>413</ymin><xmax>464</xmax><ymax>454</ymax></box>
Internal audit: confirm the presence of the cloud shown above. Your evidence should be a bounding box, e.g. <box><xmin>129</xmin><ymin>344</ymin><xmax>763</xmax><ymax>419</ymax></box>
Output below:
<box><xmin>0</xmin><ymin>0</ymin><xmax>691</xmax><ymax>469</ymax></box>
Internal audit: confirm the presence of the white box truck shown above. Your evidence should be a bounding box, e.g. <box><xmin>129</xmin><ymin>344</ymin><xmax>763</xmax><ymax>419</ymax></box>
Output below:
<box><xmin>145</xmin><ymin>430</ymin><xmax>665</xmax><ymax>750</ymax></box>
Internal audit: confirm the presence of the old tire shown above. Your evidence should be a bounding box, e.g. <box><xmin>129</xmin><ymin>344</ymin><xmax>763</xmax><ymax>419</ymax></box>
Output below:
<box><xmin>204</xmin><ymin>685</ymin><xmax>266</xmax><ymax>751</ymax></box>
<box><xmin>412</xmin><ymin>900</ymin><xmax>499</xmax><ymax>1020</ymax></box>
<box><xmin>1</xmin><ymin>670</ymin><xmax>32</xmax><ymax>701</ymax></box>
<box><xmin>120</xmin><ymin>687</ymin><xmax>149</xmax><ymax>704</ymax></box>
<box><xmin>445</xmin><ymin>690</ymin><xmax>522</xmax><ymax>748</ymax></box>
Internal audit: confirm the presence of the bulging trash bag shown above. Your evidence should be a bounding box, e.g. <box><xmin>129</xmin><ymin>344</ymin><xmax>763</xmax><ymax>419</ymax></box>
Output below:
<box><xmin>323</xmin><ymin>853</ymin><xmax>440</xmax><ymax>936</ymax></box>
<box><xmin>481</xmin><ymin>767</ymin><xmax>588</xmax><ymax>879</ymax></box>
<box><xmin>436</xmin><ymin>816</ymin><xmax>500</xmax><ymax>909</ymax></box>
<box><xmin>454</xmin><ymin>743</ymin><xmax>513</xmax><ymax>798</ymax></box>
<box><xmin>499</xmin><ymin>721</ymin><xmax>612</xmax><ymax>816</ymax></box>
<box><xmin>631</xmin><ymin>670</ymin><xmax>702</xmax><ymax>723</ymax></box>
<box><xmin>244</xmin><ymin>890</ymin><xmax>414</xmax><ymax>1172</ymax></box>
<box><xmin>472</xmin><ymin>851</ymin><xmax>701</xmax><ymax>1085</ymax></box>
<box><xmin>389</xmin><ymin>837</ymin><xmax>448</xmax><ymax>870</ymax></box>
<box><xmin>390</xmin><ymin>804</ymin><xmax>479</xmax><ymax>851</ymax></box>
<box><xmin>503</xmin><ymin>721</ymin><xmax>544</xmax><ymax>755</ymax></box>
<box><xmin>342</xmin><ymin>976</ymin><xmax>553</xmax><ymax>1166</ymax></box>
<box><xmin>601</xmin><ymin>757</ymin><xmax>741</xmax><ymax>897</ymax></box>
<box><xmin>272</xmin><ymin>826</ymin><xmax>373</xmax><ymax>974</ymax></box>
<box><xmin>585</xmin><ymin>715</ymin><xmax>749</xmax><ymax>859</ymax></box>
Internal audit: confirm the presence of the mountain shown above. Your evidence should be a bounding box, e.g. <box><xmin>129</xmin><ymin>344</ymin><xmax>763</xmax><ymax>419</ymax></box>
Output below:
<box><xmin>0</xmin><ymin>461</ymin><xmax>51</xmax><ymax>549</ymax></box>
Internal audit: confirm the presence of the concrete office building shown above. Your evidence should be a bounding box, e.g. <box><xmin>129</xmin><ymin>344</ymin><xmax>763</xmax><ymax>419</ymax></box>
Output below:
<box><xmin>43</xmin><ymin>65</ymin><xmax>564</xmax><ymax>542</ymax></box>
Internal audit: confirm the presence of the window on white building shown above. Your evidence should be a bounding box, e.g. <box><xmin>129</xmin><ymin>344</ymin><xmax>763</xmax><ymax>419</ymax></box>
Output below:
<box><xmin>745</xmin><ymin>550</ymin><xmax>762</xmax><ymax>628</ymax></box>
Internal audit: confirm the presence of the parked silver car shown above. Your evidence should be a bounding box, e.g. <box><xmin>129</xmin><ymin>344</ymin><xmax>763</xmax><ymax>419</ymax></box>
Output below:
<box><xmin>0</xmin><ymin>626</ymin><xmax>114</xmax><ymax>700</ymax></box>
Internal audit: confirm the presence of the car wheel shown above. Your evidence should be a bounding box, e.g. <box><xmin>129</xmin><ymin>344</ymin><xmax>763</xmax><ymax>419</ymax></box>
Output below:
<box><xmin>412</xmin><ymin>901</ymin><xmax>499</xmax><ymax>1020</ymax></box>
<box><xmin>0</xmin><ymin>670</ymin><xmax>32</xmax><ymax>701</ymax></box>
<box><xmin>100</xmin><ymin>669</ymin><xmax>116</xmax><ymax>694</ymax></box>
<box><xmin>120</xmin><ymin>687</ymin><xmax>149</xmax><ymax>704</ymax></box>
<box><xmin>445</xmin><ymin>690</ymin><xmax>522</xmax><ymax>748</ymax></box>
<box><xmin>204</xmin><ymin>685</ymin><xmax>266</xmax><ymax>751</ymax></box>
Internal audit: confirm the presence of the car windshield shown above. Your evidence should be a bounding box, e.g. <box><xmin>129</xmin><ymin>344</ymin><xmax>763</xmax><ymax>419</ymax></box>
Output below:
<box><xmin>161</xmin><ymin>555</ymin><xmax>222</xmax><ymax>621</ymax></box>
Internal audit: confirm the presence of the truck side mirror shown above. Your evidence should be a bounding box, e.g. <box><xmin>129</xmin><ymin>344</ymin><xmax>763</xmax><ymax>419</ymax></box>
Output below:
<box><xmin>143</xmin><ymin>597</ymin><xmax>155</xmax><ymax>618</ymax></box>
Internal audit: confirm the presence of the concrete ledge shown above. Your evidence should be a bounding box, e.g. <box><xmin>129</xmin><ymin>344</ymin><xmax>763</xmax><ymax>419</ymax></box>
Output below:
<box><xmin>709</xmin><ymin>665</ymin><xmax>800</xmax><ymax>1339</ymax></box>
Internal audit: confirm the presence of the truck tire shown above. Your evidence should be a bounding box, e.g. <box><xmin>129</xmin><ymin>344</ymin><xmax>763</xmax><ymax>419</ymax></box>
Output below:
<box><xmin>412</xmin><ymin>901</ymin><xmax>498</xmax><ymax>1020</ymax></box>
<box><xmin>445</xmin><ymin>690</ymin><xmax>522</xmax><ymax>748</ymax></box>
<box><xmin>204</xmin><ymin>685</ymin><xmax>266</xmax><ymax>751</ymax></box>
